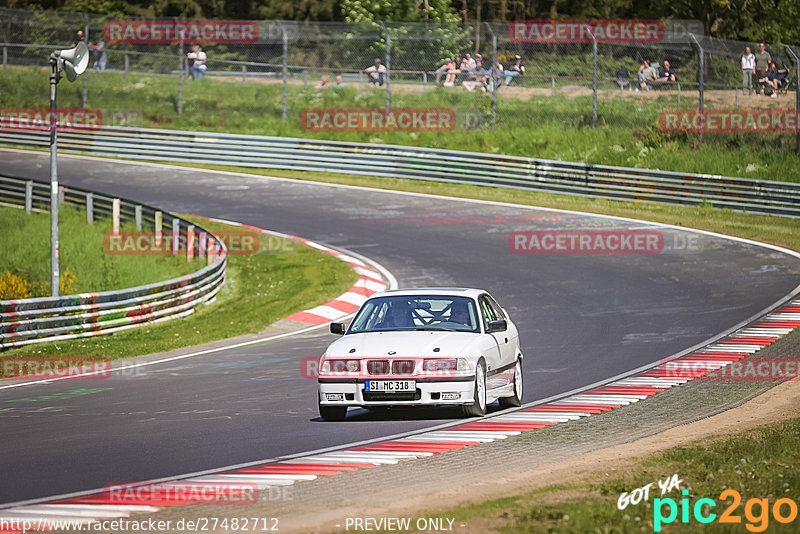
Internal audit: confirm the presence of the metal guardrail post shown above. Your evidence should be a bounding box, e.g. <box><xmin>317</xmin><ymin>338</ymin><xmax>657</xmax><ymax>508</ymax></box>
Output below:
<box><xmin>124</xmin><ymin>53</ymin><xmax>129</xmax><ymax>76</ymax></box>
<box><xmin>241</xmin><ymin>64</ymin><xmax>246</xmax><ymax>85</ymax></box>
<box><xmin>187</xmin><ymin>224</ymin><xmax>195</xmax><ymax>260</ymax></box>
<box><xmin>552</xmin><ymin>77</ymin><xmax>555</xmax><ymax>96</ymax></box>
<box><xmin>279</xmin><ymin>21</ymin><xmax>288</xmax><ymax>122</ymax></box>
<box><xmin>3</xmin><ymin>46</ymin><xmax>7</xmax><ymax>69</ymax></box>
<box><xmin>689</xmin><ymin>33</ymin><xmax>704</xmax><ymax>142</ymax></box>
<box><xmin>135</xmin><ymin>204</ymin><xmax>142</xmax><ymax>230</ymax></box>
<box><xmin>155</xmin><ymin>210</ymin><xmax>163</xmax><ymax>246</ymax></box>
<box><xmin>172</xmin><ymin>217</ymin><xmax>180</xmax><ymax>255</ymax></box>
<box><xmin>380</xmin><ymin>21</ymin><xmax>391</xmax><ymax>112</ymax></box>
<box><xmin>24</xmin><ymin>180</ymin><xmax>33</xmax><ymax>213</ymax></box>
<box><xmin>112</xmin><ymin>198</ymin><xmax>120</xmax><ymax>234</ymax></box>
<box><xmin>485</xmin><ymin>22</ymin><xmax>497</xmax><ymax>123</ymax></box>
<box><xmin>86</xmin><ymin>192</ymin><xmax>93</xmax><ymax>223</ymax></box>
<box><xmin>785</xmin><ymin>45</ymin><xmax>800</xmax><ymax>153</ymax></box>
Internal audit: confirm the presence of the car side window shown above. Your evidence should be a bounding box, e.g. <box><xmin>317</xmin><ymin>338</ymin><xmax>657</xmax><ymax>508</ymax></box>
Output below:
<box><xmin>478</xmin><ymin>296</ymin><xmax>497</xmax><ymax>331</ymax></box>
<box><xmin>486</xmin><ymin>295</ymin><xmax>505</xmax><ymax>320</ymax></box>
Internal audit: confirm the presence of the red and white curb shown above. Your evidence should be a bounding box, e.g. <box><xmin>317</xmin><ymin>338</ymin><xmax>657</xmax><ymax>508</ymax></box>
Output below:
<box><xmin>199</xmin><ymin>217</ymin><xmax>390</xmax><ymax>326</ymax></box>
<box><xmin>2</xmin><ymin>298</ymin><xmax>797</xmax><ymax>529</ymax></box>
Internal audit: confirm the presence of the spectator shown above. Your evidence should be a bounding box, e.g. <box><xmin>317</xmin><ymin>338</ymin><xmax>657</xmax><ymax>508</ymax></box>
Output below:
<box><xmin>635</xmin><ymin>60</ymin><xmax>657</xmax><ymax>91</ymax></box>
<box><xmin>364</xmin><ymin>58</ymin><xmax>386</xmax><ymax>87</ymax></box>
<box><xmin>658</xmin><ymin>60</ymin><xmax>676</xmax><ymax>82</ymax></box>
<box><xmin>754</xmin><ymin>42</ymin><xmax>771</xmax><ymax>79</ymax></box>
<box><xmin>89</xmin><ymin>39</ymin><xmax>106</xmax><ymax>73</ymax></box>
<box><xmin>463</xmin><ymin>59</ymin><xmax>489</xmax><ymax>91</ymax></box>
<box><xmin>315</xmin><ymin>75</ymin><xmax>330</xmax><ymax>89</ymax></box>
<box><xmin>72</xmin><ymin>30</ymin><xmax>84</xmax><ymax>47</ymax></box>
<box><xmin>456</xmin><ymin>56</ymin><xmax>471</xmax><ymax>85</ymax></box>
<box><xmin>466</xmin><ymin>53</ymin><xmax>476</xmax><ymax>70</ymax></box>
<box><xmin>758</xmin><ymin>61</ymin><xmax>779</xmax><ymax>97</ymax></box>
<box><xmin>503</xmin><ymin>55</ymin><xmax>526</xmax><ymax>85</ymax></box>
<box><xmin>741</xmin><ymin>46</ymin><xmax>755</xmax><ymax>95</ymax></box>
<box><xmin>333</xmin><ymin>75</ymin><xmax>347</xmax><ymax>88</ymax></box>
<box><xmin>776</xmin><ymin>63</ymin><xmax>790</xmax><ymax>93</ymax></box>
<box><xmin>187</xmin><ymin>44</ymin><xmax>207</xmax><ymax>80</ymax></box>
<box><xmin>436</xmin><ymin>57</ymin><xmax>454</xmax><ymax>86</ymax></box>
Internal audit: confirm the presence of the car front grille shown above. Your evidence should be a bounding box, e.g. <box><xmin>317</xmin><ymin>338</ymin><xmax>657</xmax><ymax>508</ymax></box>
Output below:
<box><xmin>363</xmin><ymin>389</ymin><xmax>422</xmax><ymax>402</ymax></box>
<box><xmin>366</xmin><ymin>359</ymin><xmax>417</xmax><ymax>375</ymax></box>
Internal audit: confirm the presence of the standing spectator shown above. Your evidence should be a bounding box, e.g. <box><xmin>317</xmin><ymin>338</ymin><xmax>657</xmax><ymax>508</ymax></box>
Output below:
<box><xmin>187</xmin><ymin>44</ymin><xmax>207</xmax><ymax>80</ymax></box>
<box><xmin>333</xmin><ymin>75</ymin><xmax>347</xmax><ymax>88</ymax></box>
<box><xmin>503</xmin><ymin>55</ymin><xmax>525</xmax><ymax>85</ymax></box>
<box><xmin>89</xmin><ymin>39</ymin><xmax>106</xmax><ymax>73</ymax></box>
<box><xmin>72</xmin><ymin>30</ymin><xmax>84</xmax><ymax>47</ymax></box>
<box><xmin>658</xmin><ymin>60</ymin><xmax>676</xmax><ymax>82</ymax></box>
<box><xmin>741</xmin><ymin>46</ymin><xmax>755</xmax><ymax>95</ymax></box>
<box><xmin>364</xmin><ymin>58</ymin><xmax>386</xmax><ymax>87</ymax></box>
<box><xmin>754</xmin><ymin>42</ymin><xmax>771</xmax><ymax>81</ymax></box>
<box><xmin>636</xmin><ymin>60</ymin><xmax>657</xmax><ymax>91</ymax></box>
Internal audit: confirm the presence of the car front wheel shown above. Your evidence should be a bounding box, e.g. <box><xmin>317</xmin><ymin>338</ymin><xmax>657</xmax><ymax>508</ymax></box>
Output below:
<box><xmin>499</xmin><ymin>359</ymin><xmax>523</xmax><ymax>407</ymax></box>
<box><xmin>319</xmin><ymin>402</ymin><xmax>347</xmax><ymax>421</ymax></box>
<box><xmin>461</xmin><ymin>360</ymin><xmax>487</xmax><ymax>417</ymax></box>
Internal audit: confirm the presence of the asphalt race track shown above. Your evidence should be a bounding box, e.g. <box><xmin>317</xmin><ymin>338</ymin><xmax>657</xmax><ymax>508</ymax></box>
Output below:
<box><xmin>2</xmin><ymin>150</ymin><xmax>799</xmax><ymax>505</ymax></box>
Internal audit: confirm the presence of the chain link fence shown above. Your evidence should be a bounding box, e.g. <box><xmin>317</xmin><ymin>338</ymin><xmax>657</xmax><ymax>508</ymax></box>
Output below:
<box><xmin>1</xmin><ymin>6</ymin><xmax>798</xmax><ymax>155</ymax></box>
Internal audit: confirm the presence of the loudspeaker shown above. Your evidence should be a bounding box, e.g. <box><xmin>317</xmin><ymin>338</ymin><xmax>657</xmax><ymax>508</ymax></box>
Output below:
<box><xmin>58</xmin><ymin>41</ymin><xmax>89</xmax><ymax>81</ymax></box>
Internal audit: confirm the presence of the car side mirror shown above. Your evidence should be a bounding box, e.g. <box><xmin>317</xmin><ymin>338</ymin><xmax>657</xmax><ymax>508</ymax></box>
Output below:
<box><xmin>330</xmin><ymin>322</ymin><xmax>346</xmax><ymax>335</ymax></box>
<box><xmin>487</xmin><ymin>319</ymin><xmax>507</xmax><ymax>333</ymax></box>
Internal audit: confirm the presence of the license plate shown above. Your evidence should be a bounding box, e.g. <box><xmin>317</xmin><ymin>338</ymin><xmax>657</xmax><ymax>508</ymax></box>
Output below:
<box><xmin>365</xmin><ymin>380</ymin><xmax>415</xmax><ymax>392</ymax></box>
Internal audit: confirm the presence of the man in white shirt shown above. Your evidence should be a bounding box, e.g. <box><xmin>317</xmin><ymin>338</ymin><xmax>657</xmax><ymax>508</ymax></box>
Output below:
<box><xmin>364</xmin><ymin>58</ymin><xmax>386</xmax><ymax>87</ymax></box>
<box><xmin>741</xmin><ymin>46</ymin><xmax>755</xmax><ymax>95</ymax></box>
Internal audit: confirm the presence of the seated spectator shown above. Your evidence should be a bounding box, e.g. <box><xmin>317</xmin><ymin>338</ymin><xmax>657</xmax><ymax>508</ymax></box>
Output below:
<box><xmin>466</xmin><ymin>53</ymin><xmax>476</xmax><ymax>70</ymax></box>
<box><xmin>776</xmin><ymin>63</ymin><xmax>790</xmax><ymax>93</ymax></box>
<box><xmin>364</xmin><ymin>58</ymin><xmax>386</xmax><ymax>87</ymax></box>
<box><xmin>463</xmin><ymin>59</ymin><xmax>489</xmax><ymax>92</ymax></box>
<box><xmin>187</xmin><ymin>44</ymin><xmax>207</xmax><ymax>80</ymax></box>
<box><xmin>636</xmin><ymin>60</ymin><xmax>657</xmax><ymax>91</ymax></box>
<box><xmin>437</xmin><ymin>57</ymin><xmax>456</xmax><ymax>86</ymax></box>
<box><xmin>333</xmin><ymin>75</ymin><xmax>347</xmax><ymax>88</ymax></box>
<box><xmin>758</xmin><ymin>61</ymin><xmax>779</xmax><ymax>97</ymax></box>
<box><xmin>503</xmin><ymin>55</ymin><xmax>525</xmax><ymax>85</ymax></box>
<box><xmin>456</xmin><ymin>56</ymin><xmax>471</xmax><ymax>85</ymax></box>
<box><xmin>315</xmin><ymin>75</ymin><xmax>331</xmax><ymax>89</ymax></box>
<box><xmin>658</xmin><ymin>60</ymin><xmax>676</xmax><ymax>82</ymax></box>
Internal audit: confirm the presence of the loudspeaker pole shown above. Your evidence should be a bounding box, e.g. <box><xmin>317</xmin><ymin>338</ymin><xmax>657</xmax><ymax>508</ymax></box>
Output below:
<box><xmin>49</xmin><ymin>53</ymin><xmax>61</xmax><ymax>297</ymax></box>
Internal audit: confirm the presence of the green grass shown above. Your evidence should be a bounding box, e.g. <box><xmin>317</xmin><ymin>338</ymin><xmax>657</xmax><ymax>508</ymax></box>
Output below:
<box><xmin>0</xmin><ymin>204</ymin><xmax>201</xmax><ymax>296</ymax></box>
<box><xmin>2</xmin><ymin>67</ymin><xmax>799</xmax><ymax>182</ymax></box>
<box><xmin>1</xmin><ymin>214</ymin><xmax>358</xmax><ymax>359</ymax></box>
<box><xmin>414</xmin><ymin>417</ymin><xmax>800</xmax><ymax>533</ymax></box>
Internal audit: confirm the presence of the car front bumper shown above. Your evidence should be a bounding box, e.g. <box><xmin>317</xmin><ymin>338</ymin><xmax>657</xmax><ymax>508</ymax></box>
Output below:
<box><xmin>318</xmin><ymin>377</ymin><xmax>475</xmax><ymax>407</ymax></box>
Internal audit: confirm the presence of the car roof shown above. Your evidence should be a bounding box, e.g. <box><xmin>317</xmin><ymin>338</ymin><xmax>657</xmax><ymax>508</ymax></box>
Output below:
<box><xmin>370</xmin><ymin>287</ymin><xmax>487</xmax><ymax>299</ymax></box>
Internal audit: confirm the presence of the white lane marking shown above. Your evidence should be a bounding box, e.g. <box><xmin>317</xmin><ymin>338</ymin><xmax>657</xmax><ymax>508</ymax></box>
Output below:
<box><xmin>300</xmin><ymin>305</ymin><xmax>348</xmax><ymax>320</ymax></box>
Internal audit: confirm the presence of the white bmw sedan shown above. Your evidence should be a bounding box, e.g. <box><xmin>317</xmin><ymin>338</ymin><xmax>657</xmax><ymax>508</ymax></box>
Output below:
<box><xmin>317</xmin><ymin>288</ymin><xmax>524</xmax><ymax>421</ymax></box>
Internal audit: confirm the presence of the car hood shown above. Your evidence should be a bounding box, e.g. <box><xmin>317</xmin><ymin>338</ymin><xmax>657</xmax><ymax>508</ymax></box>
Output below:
<box><xmin>325</xmin><ymin>331</ymin><xmax>480</xmax><ymax>359</ymax></box>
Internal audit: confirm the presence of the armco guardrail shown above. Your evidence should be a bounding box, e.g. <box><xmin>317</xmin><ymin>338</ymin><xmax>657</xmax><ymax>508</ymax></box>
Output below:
<box><xmin>0</xmin><ymin>175</ymin><xmax>226</xmax><ymax>348</ymax></box>
<box><xmin>1</xmin><ymin>126</ymin><xmax>799</xmax><ymax>217</ymax></box>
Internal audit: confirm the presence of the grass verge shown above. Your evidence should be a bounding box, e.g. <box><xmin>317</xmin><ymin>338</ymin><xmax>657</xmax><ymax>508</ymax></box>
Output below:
<box><xmin>1</xmin><ymin>214</ymin><xmax>358</xmax><ymax>359</ymax></box>
<box><xmin>1</xmin><ymin>67</ymin><xmax>798</xmax><ymax>182</ymax></box>
<box><xmin>414</xmin><ymin>416</ymin><xmax>800</xmax><ymax>533</ymax></box>
<box><xmin>0</xmin><ymin>204</ymin><xmax>201</xmax><ymax>297</ymax></box>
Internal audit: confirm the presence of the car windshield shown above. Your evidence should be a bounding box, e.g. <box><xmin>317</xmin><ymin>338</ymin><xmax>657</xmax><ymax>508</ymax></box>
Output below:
<box><xmin>348</xmin><ymin>295</ymin><xmax>480</xmax><ymax>334</ymax></box>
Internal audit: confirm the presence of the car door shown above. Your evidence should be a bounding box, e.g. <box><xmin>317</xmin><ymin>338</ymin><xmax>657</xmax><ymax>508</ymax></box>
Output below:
<box><xmin>477</xmin><ymin>295</ymin><xmax>505</xmax><ymax>390</ymax></box>
<box><xmin>485</xmin><ymin>294</ymin><xmax>519</xmax><ymax>365</ymax></box>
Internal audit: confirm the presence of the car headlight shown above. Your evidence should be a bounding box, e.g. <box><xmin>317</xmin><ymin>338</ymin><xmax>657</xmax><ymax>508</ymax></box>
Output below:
<box><xmin>320</xmin><ymin>359</ymin><xmax>360</xmax><ymax>374</ymax></box>
<box><xmin>423</xmin><ymin>358</ymin><xmax>469</xmax><ymax>374</ymax></box>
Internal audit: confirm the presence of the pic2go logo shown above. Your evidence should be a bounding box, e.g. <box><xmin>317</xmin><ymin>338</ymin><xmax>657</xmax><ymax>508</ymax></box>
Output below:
<box><xmin>654</xmin><ymin>489</ymin><xmax>798</xmax><ymax>532</ymax></box>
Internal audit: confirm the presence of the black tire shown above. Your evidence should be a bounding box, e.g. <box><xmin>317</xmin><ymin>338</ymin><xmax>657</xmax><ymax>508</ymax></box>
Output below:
<box><xmin>319</xmin><ymin>403</ymin><xmax>347</xmax><ymax>421</ymax></box>
<box><xmin>499</xmin><ymin>359</ymin><xmax>523</xmax><ymax>407</ymax></box>
<box><xmin>461</xmin><ymin>360</ymin><xmax>487</xmax><ymax>417</ymax></box>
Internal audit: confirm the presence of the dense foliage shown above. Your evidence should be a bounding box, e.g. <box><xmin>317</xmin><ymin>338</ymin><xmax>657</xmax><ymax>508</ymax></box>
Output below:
<box><xmin>3</xmin><ymin>0</ymin><xmax>799</xmax><ymax>43</ymax></box>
